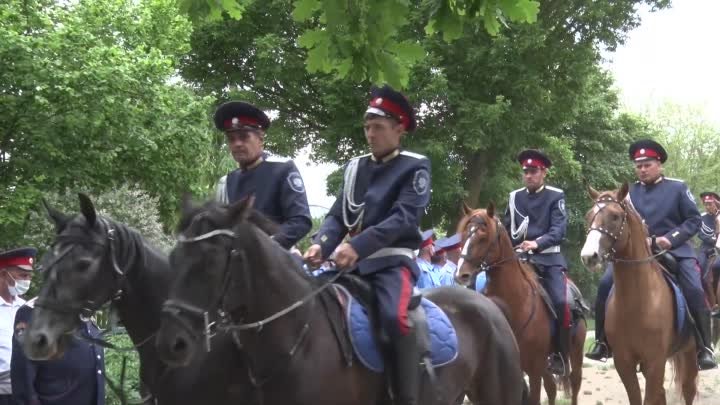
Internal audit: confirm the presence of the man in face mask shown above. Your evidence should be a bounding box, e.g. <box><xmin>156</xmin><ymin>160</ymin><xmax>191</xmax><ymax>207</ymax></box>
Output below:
<box><xmin>0</xmin><ymin>247</ymin><xmax>36</xmax><ymax>404</ymax></box>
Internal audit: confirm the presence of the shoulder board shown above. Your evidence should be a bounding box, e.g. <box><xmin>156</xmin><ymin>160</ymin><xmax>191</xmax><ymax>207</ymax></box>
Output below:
<box><xmin>25</xmin><ymin>297</ymin><xmax>38</xmax><ymax>308</ymax></box>
<box><xmin>664</xmin><ymin>177</ymin><xmax>685</xmax><ymax>183</ymax></box>
<box><xmin>265</xmin><ymin>155</ymin><xmax>291</xmax><ymax>163</ymax></box>
<box><xmin>510</xmin><ymin>187</ymin><xmax>525</xmax><ymax>195</ymax></box>
<box><xmin>400</xmin><ymin>151</ymin><xmax>428</xmax><ymax>160</ymax></box>
<box><xmin>545</xmin><ymin>186</ymin><xmax>564</xmax><ymax>193</ymax></box>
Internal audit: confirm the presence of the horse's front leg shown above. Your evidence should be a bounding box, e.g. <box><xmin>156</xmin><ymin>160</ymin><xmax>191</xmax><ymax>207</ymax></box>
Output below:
<box><xmin>614</xmin><ymin>357</ymin><xmax>643</xmax><ymax>405</ymax></box>
<box><xmin>541</xmin><ymin>371</ymin><xmax>557</xmax><ymax>405</ymax></box>
<box><xmin>641</xmin><ymin>358</ymin><xmax>668</xmax><ymax>405</ymax></box>
<box><xmin>527</xmin><ymin>372</ymin><xmax>543</xmax><ymax>405</ymax></box>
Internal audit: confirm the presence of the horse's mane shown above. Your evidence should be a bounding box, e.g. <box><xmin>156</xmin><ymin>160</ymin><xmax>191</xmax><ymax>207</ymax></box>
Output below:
<box><xmin>177</xmin><ymin>199</ymin><xmax>281</xmax><ymax>237</ymax></box>
<box><xmin>457</xmin><ymin>208</ymin><xmax>540</xmax><ymax>290</ymax></box>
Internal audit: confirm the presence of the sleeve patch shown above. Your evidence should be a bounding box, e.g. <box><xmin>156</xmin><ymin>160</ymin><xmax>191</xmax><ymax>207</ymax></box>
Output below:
<box><xmin>413</xmin><ymin>169</ymin><xmax>430</xmax><ymax>195</ymax></box>
<box><xmin>287</xmin><ymin>171</ymin><xmax>305</xmax><ymax>193</ymax></box>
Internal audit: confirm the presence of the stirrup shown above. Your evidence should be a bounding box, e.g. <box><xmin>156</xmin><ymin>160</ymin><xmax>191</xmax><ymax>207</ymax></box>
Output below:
<box><xmin>547</xmin><ymin>353</ymin><xmax>569</xmax><ymax>377</ymax></box>
<box><xmin>585</xmin><ymin>341</ymin><xmax>610</xmax><ymax>362</ymax></box>
<box><xmin>697</xmin><ymin>346</ymin><xmax>718</xmax><ymax>370</ymax></box>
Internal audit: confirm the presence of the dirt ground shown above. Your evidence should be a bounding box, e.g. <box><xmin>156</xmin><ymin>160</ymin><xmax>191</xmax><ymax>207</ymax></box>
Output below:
<box><xmin>541</xmin><ymin>357</ymin><xmax>720</xmax><ymax>405</ymax></box>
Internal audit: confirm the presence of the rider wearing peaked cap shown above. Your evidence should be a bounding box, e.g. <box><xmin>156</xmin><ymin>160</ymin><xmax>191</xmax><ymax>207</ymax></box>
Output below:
<box><xmin>305</xmin><ymin>84</ymin><xmax>430</xmax><ymax>405</ymax></box>
<box><xmin>586</xmin><ymin>139</ymin><xmax>717</xmax><ymax>370</ymax></box>
<box><xmin>213</xmin><ymin>101</ymin><xmax>312</xmax><ymax>250</ymax></box>
<box><xmin>503</xmin><ymin>149</ymin><xmax>572</xmax><ymax>377</ymax></box>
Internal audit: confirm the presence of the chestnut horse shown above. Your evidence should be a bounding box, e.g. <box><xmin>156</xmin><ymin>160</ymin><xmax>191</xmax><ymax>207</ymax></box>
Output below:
<box><xmin>580</xmin><ymin>184</ymin><xmax>698</xmax><ymax>405</ymax></box>
<box><xmin>454</xmin><ymin>202</ymin><xmax>587</xmax><ymax>405</ymax></box>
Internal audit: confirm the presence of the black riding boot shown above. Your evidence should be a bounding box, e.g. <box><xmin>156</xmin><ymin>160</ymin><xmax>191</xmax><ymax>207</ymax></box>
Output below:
<box><xmin>391</xmin><ymin>330</ymin><xmax>421</xmax><ymax>405</ymax></box>
<box><xmin>694</xmin><ymin>310</ymin><xmax>718</xmax><ymax>370</ymax></box>
<box><xmin>548</xmin><ymin>324</ymin><xmax>571</xmax><ymax>376</ymax></box>
<box><xmin>585</xmin><ymin>319</ymin><xmax>612</xmax><ymax>361</ymax></box>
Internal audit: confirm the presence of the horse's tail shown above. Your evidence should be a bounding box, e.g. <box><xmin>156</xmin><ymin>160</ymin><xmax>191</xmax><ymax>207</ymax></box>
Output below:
<box><xmin>555</xmin><ymin>374</ymin><xmax>572</xmax><ymax>399</ymax></box>
<box><xmin>669</xmin><ymin>342</ymin><xmax>699</xmax><ymax>401</ymax></box>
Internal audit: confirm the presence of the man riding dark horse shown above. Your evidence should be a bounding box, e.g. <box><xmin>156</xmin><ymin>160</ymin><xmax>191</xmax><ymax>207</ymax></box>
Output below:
<box><xmin>586</xmin><ymin>139</ymin><xmax>718</xmax><ymax>370</ymax></box>
<box><xmin>502</xmin><ymin>149</ymin><xmax>572</xmax><ymax>376</ymax></box>
<box><xmin>304</xmin><ymin>85</ymin><xmax>430</xmax><ymax>405</ymax></box>
<box><xmin>213</xmin><ymin>101</ymin><xmax>312</xmax><ymax>249</ymax></box>
<box><xmin>698</xmin><ymin>192</ymin><xmax>720</xmax><ymax>302</ymax></box>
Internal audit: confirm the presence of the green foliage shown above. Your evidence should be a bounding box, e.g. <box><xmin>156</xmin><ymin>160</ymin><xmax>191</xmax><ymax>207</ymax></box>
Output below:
<box><xmin>179</xmin><ymin>0</ymin><xmax>541</xmax><ymax>87</ymax></box>
<box><xmin>295</xmin><ymin>216</ymin><xmax>326</xmax><ymax>252</ymax></box>
<box><xmin>103</xmin><ymin>332</ymin><xmax>142</xmax><ymax>405</ymax></box>
<box><xmin>0</xmin><ymin>0</ymin><xmax>217</xmax><ymax>248</ymax></box>
<box><xmin>179</xmin><ymin>0</ymin><xmax>670</xmax><ymax>299</ymax></box>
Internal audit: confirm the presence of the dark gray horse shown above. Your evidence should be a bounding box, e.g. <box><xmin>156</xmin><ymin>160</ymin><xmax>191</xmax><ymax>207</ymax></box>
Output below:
<box><xmin>156</xmin><ymin>196</ymin><xmax>527</xmax><ymax>405</ymax></box>
<box><xmin>22</xmin><ymin>193</ymin><xmax>270</xmax><ymax>405</ymax></box>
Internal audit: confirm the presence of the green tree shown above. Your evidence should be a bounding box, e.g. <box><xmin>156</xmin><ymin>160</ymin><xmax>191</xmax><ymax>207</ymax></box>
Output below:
<box><xmin>0</xmin><ymin>0</ymin><xmax>218</xmax><ymax>247</ymax></box>
<box><xmin>178</xmin><ymin>0</ymin><xmax>542</xmax><ymax>87</ymax></box>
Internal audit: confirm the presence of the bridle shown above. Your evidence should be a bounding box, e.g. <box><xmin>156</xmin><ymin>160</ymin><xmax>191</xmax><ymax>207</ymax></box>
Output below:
<box><xmin>36</xmin><ymin>218</ymin><xmax>129</xmax><ymax>321</ymax></box>
<box><xmin>587</xmin><ymin>195</ymin><xmax>666</xmax><ymax>264</ymax></box>
<box><xmin>162</xmin><ymin>226</ymin><xmax>342</xmax><ymax>353</ymax></box>
<box><xmin>458</xmin><ymin>215</ymin><xmax>515</xmax><ymax>274</ymax></box>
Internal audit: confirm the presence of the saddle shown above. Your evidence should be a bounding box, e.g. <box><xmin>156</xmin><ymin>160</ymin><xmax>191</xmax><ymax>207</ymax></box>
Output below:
<box><xmin>518</xmin><ymin>255</ymin><xmax>590</xmax><ymax>330</ymax></box>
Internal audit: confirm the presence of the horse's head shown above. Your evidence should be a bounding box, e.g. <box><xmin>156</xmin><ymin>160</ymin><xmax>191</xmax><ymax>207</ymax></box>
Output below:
<box><xmin>156</xmin><ymin>195</ymin><xmax>275</xmax><ymax>367</ymax></box>
<box><xmin>454</xmin><ymin>201</ymin><xmax>505</xmax><ymax>286</ymax></box>
<box><xmin>580</xmin><ymin>183</ymin><xmax>633</xmax><ymax>271</ymax></box>
<box><xmin>25</xmin><ymin>193</ymin><xmax>127</xmax><ymax>360</ymax></box>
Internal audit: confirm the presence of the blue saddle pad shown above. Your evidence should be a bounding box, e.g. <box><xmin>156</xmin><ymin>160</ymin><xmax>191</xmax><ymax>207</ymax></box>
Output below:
<box><xmin>338</xmin><ymin>286</ymin><xmax>459</xmax><ymax>373</ymax></box>
<box><xmin>606</xmin><ymin>272</ymin><xmax>686</xmax><ymax>332</ymax></box>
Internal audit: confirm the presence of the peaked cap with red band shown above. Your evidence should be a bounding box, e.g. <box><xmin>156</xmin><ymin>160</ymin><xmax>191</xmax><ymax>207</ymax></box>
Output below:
<box><xmin>435</xmin><ymin>234</ymin><xmax>462</xmax><ymax>253</ymax></box>
<box><xmin>628</xmin><ymin>139</ymin><xmax>667</xmax><ymax>163</ymax></box>
<box><xmin>700</xmin><ymin>192</ymin><xmax>720</xmax><ymax>203</ymax></box>
<box><xmin>0</xmin><ymin>247</ymin><xmax>37</xmax><ymax>271</ymax></box>
<box><xmin>214</xmin><ymin>101</ymin><xmax>271</xmax><ymax>131</ymax></box>
<box><xmin>365</xmin><ymin>85</ymin><xmax>417</xmax><ymax>132</ymax></box>
<box><xmin>419</xmin><ymin>229</ymin><xmax>435</xmax><ymax>249</ymax></box>
<box><xmin>517</xmin><ymin>149</ymin><xmax>552</xmax><ymax>170</ymax></box>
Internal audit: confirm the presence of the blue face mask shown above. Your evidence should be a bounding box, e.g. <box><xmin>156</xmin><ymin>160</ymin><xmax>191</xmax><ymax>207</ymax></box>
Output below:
<box><xmin>7</xmin><ymin>273</ymin><xmax>31</xmax><ymax>296</ymax></box>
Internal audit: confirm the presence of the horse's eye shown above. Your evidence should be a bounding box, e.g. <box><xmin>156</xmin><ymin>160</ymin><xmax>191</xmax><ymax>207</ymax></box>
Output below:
<box><xmin>610</xmin><ymin>213</ymin><xmax>621</xmax><ymax>222</ymax></box>
<box><xmin>75</xmin><ymin>259</ymin><xmax>93</xmax><ymax>273</ymax></box>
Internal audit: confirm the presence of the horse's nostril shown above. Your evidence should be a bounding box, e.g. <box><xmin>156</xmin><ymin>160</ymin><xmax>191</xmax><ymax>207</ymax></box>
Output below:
<box><xmin>33</xmin><ymin>333</ymin><xmax>48</xmax><ymax>349</ymax></box>
<box><xmin>172</xmin><ymin>337</ymin><xmax>188</xmax><ymax>354</ymax></box>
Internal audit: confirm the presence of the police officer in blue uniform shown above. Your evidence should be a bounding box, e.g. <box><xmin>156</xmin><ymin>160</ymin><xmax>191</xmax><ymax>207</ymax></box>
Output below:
<box><xmin>11</xmin><ymin>299</ymin><xmax>105</xmax><ymax>405</ymax></box>
<box><xmin>416</xmin><ymin>230</ymin><xmax>441</xmax><ymax>288</ymax></box>
<box><xmin>586</xmin><ymin>140</ymin><xmax>717</xmax><ymax>370</ymax></box>
<box><xmin>433</xmin><ymin>235</ymin><xmax>457</xmax><ymax>286</ymax></box>
<box><xmin>503</xmin><ymin>149</ymin><xmax>571</xmax><ymax>376</ymax></box>
<box><xmin>304</xmin><ymin>85</ymin><xmax>430</xmax><ymax>405</ymax></box>
<box><xmin>214</xmin><ymin>101</ymin><xmax>312</xmax><ymax>249</ymax></box>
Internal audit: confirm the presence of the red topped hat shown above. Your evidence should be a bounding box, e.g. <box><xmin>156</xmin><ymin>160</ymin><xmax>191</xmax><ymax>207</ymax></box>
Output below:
<box><xmin>0</xmin><ymin>247</ymin><xmax>37</xmax><ymax>271</ymax></box>
<box><xmin>419</xmin><ymin>229</ymin><xmax>435</xmax><ymax>249</ymax></box>
<box><xmin>628</xmin><ymin>139</ymin><xmax>667</xmax><ymax>163</ymax></box>
<box><xmin>517</xmin><ymin>149</ymin><xmax>552</xmax><ymax>170</ymax></box>
<box><xmin>214</xmin><ymin>101</ymin><xmax>271</xmax><ymax>131</ymax></box>
<box><xmin>365</xmin><ymin>85</ymin><xmax>417</xmax><ymax>132</ymax></box>
<box><xmin>700</xmin><ymin>192</ymin><xmax>720</xmax><ymax>203</ymax></box>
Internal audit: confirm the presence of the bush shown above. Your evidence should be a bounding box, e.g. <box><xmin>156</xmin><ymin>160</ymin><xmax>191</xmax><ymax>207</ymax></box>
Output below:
<box><xmin>103</xmin><ymin>332</ymin><xmax>142</xmax><ymax>405</ymax></box>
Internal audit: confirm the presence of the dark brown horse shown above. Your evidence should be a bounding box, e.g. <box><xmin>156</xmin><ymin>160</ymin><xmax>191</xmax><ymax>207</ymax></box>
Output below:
<box><xmin>454</xmin><ymin>203</ymin><xmax>586</xmax><ymax>405</ymax></box>
<box><xmin>22</xmin><ymin>194</ymin><xmax>262</xmax><ymax>405</ymax></box>
<box><xmin>155</xmin><ymin>196</ymin><xmax>528</xmax><ymax>405</ymax></box>
<box><xmin>580</xmin><ymin>184</ymin><xmax>698</xmax><ymax>405</ymax></box>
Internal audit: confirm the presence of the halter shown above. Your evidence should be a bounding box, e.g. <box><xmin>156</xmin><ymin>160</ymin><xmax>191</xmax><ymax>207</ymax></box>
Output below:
<box><xmin>587</xmin><ymin>195</ymin><xmax>666</xmax><ymax>264</ymax></box>
<box><xmin>164</xmin><ymin>227</ymin><xmax>343</xmax><ymax>352</ymax></box>
<box><xmin>36</xmin><ymin>218</ymin><xmax>129</xmax><ymax>321</ymax></box>
<box><xmin>458</xmin><ymin>216</ymin><xmax>514</xmax><ymax>274</ymax></box>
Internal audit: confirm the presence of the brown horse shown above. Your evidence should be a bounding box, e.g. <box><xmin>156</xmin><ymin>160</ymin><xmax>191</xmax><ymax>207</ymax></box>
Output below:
<box><xmin>454</xmin><ymin>203</ymin><xmax>587</xmax><ymax>405</ymax></box>
<box><xmin>580</xmin><ymin>183</ymin><xmax>698</xmax><ymax>405</ymax></box>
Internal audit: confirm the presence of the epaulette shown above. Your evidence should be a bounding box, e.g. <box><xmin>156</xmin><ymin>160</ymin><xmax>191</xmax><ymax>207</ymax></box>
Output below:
<box><xmin>265</xmin><ymin>155</ymin><xmax>291</xmax><ymax>163</ymax></box>
<box><xmin>400</xmin><ymin>150</ymin><xmax>428</xmax><ymax>160</ymax></box>
<box><xmin>664</xmin><ymin>177</ymin><xmax>685</xmax><ymax>183</ymax></box>
<box><xmin>510</xmin><ymin>187</ymin><xmax>525</xmax><ymax>195</ymax></box>
<box><xmin>546</xmin><ymin>185</ymin><xmax>564</xmax><ymax>193</ymax></box>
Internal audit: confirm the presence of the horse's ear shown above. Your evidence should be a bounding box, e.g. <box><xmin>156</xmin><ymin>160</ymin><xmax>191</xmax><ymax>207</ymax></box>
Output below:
<box><xmin>462</xmin><ymin>201</ymin><xmax>474</xmax><ymax>216</ymax></box>
<box><xmin>617</xmin><ymin>182</ymin><xmax>630</xmax><ymax>202</ymax></box>
<box><xmin>78</xmin><ymin>193</ymin><xmax>97</xmax><ymax>227</ymax></box>
<box><xmin>228</xmin><ymin>195</ymin><xmax>255</xmax><ymax>224</ymax></box>
<box><xmin>587</xmin><ymin>185</ymin><xmax>600</xmax><ymax>200</ymax></box>
<box><xmin>42</xmin><ymin>199</ymin><xmax>70</xmax><ymax>233</ymax></box>
<box><xmin>487</xmin><ymin>201</ymin><xmax>495</xmax><ymax>218</ymax></box>
<box><xmin>180</xmin><ymin>192</ymin><xmax>194</xmax><ymax>216</ymax></box>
